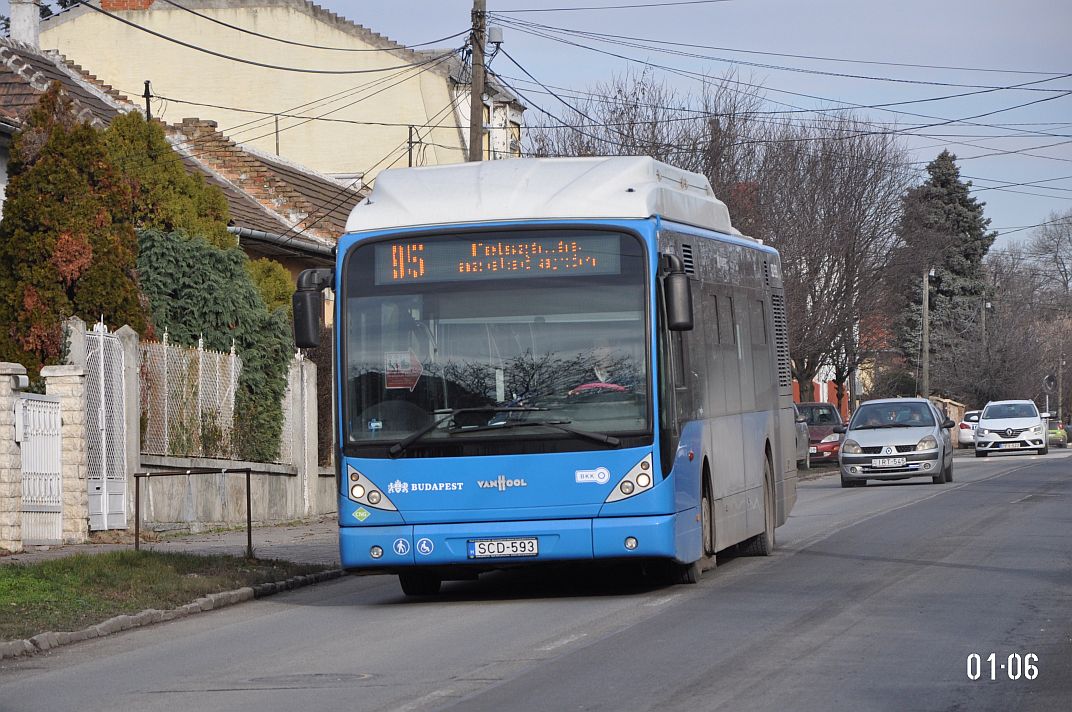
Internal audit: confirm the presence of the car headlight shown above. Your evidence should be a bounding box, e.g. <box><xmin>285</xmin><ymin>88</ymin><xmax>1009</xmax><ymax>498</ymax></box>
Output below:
<box><xmin>1031</xmin><ymin>425</ymin><xmax>1043</xmax><ymax>434</ymax></box>
<box><xmin>978</xmin><ymin>428</ymin><xmax>989</xmax><ymax>436</ymax></box>
<box><xmin>842</xmin><ymin>439</ymin><xmax>861</xmax><ymax>454</ymax></box>
<box><xmin>821</xmin><ymin>433</ymin><xmax>840</xmax><ymax>443</ymax></box>
<box><xmin>916</xmin><ymin>435</ymin><xmax>938</xmax><ymax>451</ymax></box>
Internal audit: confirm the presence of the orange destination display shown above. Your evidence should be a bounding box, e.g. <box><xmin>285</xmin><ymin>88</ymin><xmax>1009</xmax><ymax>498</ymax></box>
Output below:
<box><xmin>373</xmin><ymin>233</ymin><xmax>622</xmax><ymax>284</ymax></box>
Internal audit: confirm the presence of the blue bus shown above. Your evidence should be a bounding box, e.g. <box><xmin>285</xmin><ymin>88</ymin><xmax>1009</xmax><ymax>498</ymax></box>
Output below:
<box><xmin>293</xmin><ymin>157</ymin><xmax>797</xmax><ymax>595</ymax></box>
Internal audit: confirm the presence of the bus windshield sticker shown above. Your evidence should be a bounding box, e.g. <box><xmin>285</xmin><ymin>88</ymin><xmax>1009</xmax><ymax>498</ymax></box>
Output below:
<box><xmin>576</xmin><ymin>467</ymin><xmax>611</xmax><ymax>484</ymax></box>
<box><xmin>385</xmin><ymin>350</ymin><xmax>423</xmax><ymax>390</ymax></box>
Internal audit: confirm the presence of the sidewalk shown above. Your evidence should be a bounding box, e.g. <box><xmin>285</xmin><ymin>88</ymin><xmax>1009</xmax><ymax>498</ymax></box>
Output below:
<box><xmin>0</xmin><ymin>516</ymin><xmax>341</xmax><ymax>567</ymax></box>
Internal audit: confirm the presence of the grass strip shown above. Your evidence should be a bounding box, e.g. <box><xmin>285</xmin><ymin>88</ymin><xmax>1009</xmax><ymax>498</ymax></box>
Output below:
<box><xmin>0</xmin><ymin>551</ymin><xmax>328</xmax><ymax>642</ymax></box>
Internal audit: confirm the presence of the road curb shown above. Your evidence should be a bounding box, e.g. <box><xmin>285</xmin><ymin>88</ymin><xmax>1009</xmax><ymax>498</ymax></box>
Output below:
<box><xmin>0</xmin><ymin>569</ymin><xmax>345</xmax><ymax>661</ymax></box>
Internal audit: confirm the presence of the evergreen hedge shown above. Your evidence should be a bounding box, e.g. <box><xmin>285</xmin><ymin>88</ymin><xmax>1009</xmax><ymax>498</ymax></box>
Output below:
<box><xmin>138</xmin><ymin>229</ymin><xmax>292</xmax><ymax>463</ymax></box>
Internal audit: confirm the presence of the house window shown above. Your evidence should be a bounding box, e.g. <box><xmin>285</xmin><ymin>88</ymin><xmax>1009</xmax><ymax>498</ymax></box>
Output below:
<box><xmin>509</xmin><ymin>121</ymin><xmax>521</xmax><ymax>157</ymax></box>
<box><xmin>483</xmin><ymin>105</ymin><xmax>491</xmax><ymax>160</ymax></box>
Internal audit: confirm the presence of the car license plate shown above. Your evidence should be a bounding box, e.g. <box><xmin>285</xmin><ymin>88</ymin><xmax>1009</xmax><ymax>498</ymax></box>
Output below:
<box><xmin>467</xmin><ymin>538</ymin><xmax>538</xmax><ymax>559</ymax></box>
<box><xmin>1000</xmin><ymin>443</ymin><xmax>1020</xmax><ymax>449</ymax></box>
<box><xmin>871</xmin><ymin>457</ymin><xmax>906</xmax><ymax>467</ymax></box>
<box><xmin>809</xmin><ymin>446</ymin><xmax>818</xmax><ymax>454</ymax></box>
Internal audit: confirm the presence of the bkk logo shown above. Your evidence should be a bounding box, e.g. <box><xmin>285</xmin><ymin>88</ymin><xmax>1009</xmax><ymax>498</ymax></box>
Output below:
<box><xmin>575</xmin><ymin>467</ymin><xmax>611</xmax><ymax>484</ymax></box>
<box><xmin>477</xmin><ymin>475</ymin><xmax>528</xmax><ymax>491</ymax></box>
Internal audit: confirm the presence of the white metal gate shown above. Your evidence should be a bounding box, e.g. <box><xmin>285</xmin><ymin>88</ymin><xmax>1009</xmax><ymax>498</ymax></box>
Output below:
<box><xmin>87</xmin><ymin>322</ymin><xmax>128</xmax><ymax>530</ymax></box>
<box><xmin>16</xmin><ymin>394</ymin><xmax>62</xmax><ymax>545</ymax></box>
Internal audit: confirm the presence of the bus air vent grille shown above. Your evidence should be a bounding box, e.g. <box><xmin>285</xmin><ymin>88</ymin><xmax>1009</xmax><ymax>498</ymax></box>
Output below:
<box><xmin>680</xmin><ymin>243</ymin><xmax>696</xmax><ymax>275</ymax></box>
<box><xmin>770</xmin><ymin>291</ymin><xmax>792</xmax><ymax>389</ymax></box>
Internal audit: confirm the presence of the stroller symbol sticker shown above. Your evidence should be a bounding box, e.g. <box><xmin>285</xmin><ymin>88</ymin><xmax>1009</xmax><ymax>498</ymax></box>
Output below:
<box><xmin>393</xmin><ymin>538</ymin><xmax>411</xmax><ymax>556</ymax></box>
<box><xmin>416</xmin><ymin>538</ymin><xmax>434</xmax><ymax>556</ymax></box>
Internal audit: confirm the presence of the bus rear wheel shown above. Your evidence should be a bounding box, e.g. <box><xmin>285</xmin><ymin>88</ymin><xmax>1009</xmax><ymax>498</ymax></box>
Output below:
<box><xmin>739</xmin><ymin>458</ymin><xmax>775</xmax><ymax>556</ymax></box>
<box><xmin>399</xmin><ymin>571</ymin><xmax>441</xmax><ymax>596</ymax></box>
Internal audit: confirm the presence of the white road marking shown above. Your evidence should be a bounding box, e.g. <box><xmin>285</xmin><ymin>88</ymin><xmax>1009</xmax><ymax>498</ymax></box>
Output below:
<box><xmin>536</xmin><ymin>632</ymin><xmax>587</xmax><ymax>651</ymax></box>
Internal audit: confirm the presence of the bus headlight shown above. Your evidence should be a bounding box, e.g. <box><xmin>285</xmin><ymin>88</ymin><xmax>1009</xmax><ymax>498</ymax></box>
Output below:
<box><xmin>345</xmin><ymin>465</ymin><xmax>398</xmax><ymax>511</ymax></box>
<box><xmin>605</xmin><ymin>454</ymin><xmax>655</xmax><ymax>503</ymax></box>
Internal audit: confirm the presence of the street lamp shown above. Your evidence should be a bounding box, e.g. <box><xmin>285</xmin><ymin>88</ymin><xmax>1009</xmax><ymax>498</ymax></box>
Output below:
<box><xmin>921</xmin><ymin>268</ymin><xmax>935</xmax><ymax>398</ymax></box>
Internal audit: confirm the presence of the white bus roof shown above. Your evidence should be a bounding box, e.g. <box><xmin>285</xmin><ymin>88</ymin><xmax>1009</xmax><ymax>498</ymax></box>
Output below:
<box><xmin>344</xmin><ymin>156</ymin><xmax>740</xmax><ymax>236</ymax></box>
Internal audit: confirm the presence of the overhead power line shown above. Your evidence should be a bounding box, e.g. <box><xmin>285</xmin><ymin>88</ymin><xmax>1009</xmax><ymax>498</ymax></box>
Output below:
<box><xmin>491</xmin><ymin>15</ymin><xmax>1072</xmax><ymax>91</ymax></box>
<box><xmin>490</xmin><ymin>15</ymin><xmax>1068</xmax><ymax>76</ymax></box>
<box><xmin>496</xmin><ymin>0</ymin><xmax>735</xmax><ymax>12</ymax></box>
<box><xmin>157</xmin><ymin>0</ymin><xmax>468</xmax><ymax>52</ymax></box>
<box><xmin>490</xmin><ymin>17</ymin><xmax>1072</xmax><ymax>141</ymax></box>
<box><xmin>75</xmin><ymin>1</ymin><xmax>457</xmax><ymax>74</ymax></box>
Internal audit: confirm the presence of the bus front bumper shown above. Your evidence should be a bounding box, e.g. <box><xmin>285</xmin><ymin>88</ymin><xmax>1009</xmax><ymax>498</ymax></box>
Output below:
<box><xmin>339</xmin><ymin>514</ymin><xmax>682</xmax><ymax>570</ymax></box>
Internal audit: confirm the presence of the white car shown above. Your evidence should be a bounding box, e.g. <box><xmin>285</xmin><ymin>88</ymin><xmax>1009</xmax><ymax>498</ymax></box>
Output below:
<box><xmin>974</xmin><ymin>400</ymin><xmax>1049</xmax><ymax>457</ymax></box>
<box><xmin>956</xmin><ymin>410</ymin><xmax>981</xmax><ymax>447</ymax></box>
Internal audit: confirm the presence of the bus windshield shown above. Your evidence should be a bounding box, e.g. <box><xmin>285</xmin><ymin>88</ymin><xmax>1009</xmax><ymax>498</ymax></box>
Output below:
<box><xmin>341</xmin><ymin>230</ymin><xmax>650</xmax><ymax>455</ymax></box>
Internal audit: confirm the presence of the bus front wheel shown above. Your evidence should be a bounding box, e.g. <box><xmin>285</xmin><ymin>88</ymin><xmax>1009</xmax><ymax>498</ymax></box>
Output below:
<box><xmin>399</xmin><ymin>571</ymin><xmax>441</xmax><ymax>596</ymax></box>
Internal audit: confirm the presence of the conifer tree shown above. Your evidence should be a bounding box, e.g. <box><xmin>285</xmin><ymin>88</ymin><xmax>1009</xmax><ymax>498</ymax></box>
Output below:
<box><xmin>0</xmin><ymin>84</ymin><xmax>146</xmax><ymax>376</ymax></box>
<box><xmin>893</xmin><ymin>150</ymin><xmax>995</xmax><ymax>398</ymax></box>
<box><xmin>103</xmin><ymin>111</ymin><xmax>234</xmax><ymax>249</ymax></box>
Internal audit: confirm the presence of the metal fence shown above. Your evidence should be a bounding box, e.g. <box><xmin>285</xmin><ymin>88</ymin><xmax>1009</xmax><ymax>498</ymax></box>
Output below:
<box><xmin>16</xmin><ymin>393</ymin><xmax>62</xmax><ymax>545</ymax></box>
<box><xmin>140</xmin><ymin>334</ymin><xmax>241</xmax><ymax>459</ymax></box>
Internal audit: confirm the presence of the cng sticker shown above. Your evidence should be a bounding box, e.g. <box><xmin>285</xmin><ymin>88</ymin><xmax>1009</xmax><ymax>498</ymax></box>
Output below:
<box><xmin>353</xmin><ymin>507</ymin><xmax>371</xmax><ymax>522</ymax></box>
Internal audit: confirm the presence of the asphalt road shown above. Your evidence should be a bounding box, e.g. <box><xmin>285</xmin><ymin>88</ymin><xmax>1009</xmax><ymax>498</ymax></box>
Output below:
<box><xmin>2</xmin><ymin>451</ymin><xmax>1070</xmax><ymax>712</ymax></box>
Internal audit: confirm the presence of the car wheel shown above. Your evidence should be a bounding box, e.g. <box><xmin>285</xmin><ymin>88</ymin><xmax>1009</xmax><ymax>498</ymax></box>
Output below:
<box><xmin>975</xmin><ymin>449</ymin><xmax>988</xmax><ymax>458</ymax></box>
<box><xmin>739</xmin><ymin>458</ymin><xmax>775</xmax><ymax>556</ymax></box>
<box><xmin>1039</xmin><ymin>445</ymin><xmax>1049</xmax><ymax>455</ymax></box>
<box><xmin>399</xmin><ymin>572</ymin><xmax>441</xmax><ymax>596</ymax></box>
<box><xmin>932</xmin><ymin>472</ymin><xmax>943</xmax><ymax>484</ymax></box>
<box><xmin>945</xmin><ymin>458</ymin><xmax>954</xmax><ymax>483</ymax></box>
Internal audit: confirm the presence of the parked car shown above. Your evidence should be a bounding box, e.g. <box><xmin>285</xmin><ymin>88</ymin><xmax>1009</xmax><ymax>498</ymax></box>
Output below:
<box><xmin>835</xmin><ymin>397</ymin><xmax>955</xmax><ymax>488</ymax></box>
<box><xmin>974</xmin><ymin>400</ymin><xmax>1048</xmax><ymax>456</ymax></box>
<box><xmin>1046</xmin><ymin>419</ymin><xmax>1067</xmax><ymax>449</ymax></box>
<box><xmin>957</xmin><ymin>410</ymin><xmax>981</xmax><ymax>447</ymax></box>
<box><xmin>797</xmin><ymin>401</ymin><xmax>843</xmax><ymax>464</ymax></box>
<box><xmin>792</xmin><ymin>404</ymin><xmax>811</xmax><ymax>470</ymax></box>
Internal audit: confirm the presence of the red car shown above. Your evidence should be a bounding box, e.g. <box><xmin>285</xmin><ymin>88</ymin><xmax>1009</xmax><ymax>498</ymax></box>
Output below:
<box><xmin>796</xmin><ymin>402</ymin><xmax>844</xmax><ymax>463</ymax></box>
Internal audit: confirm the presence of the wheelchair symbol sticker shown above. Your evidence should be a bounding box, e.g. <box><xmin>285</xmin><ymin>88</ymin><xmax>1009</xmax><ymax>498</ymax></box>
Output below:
<box><xmin>416</xmin><ymin>538</ymin><xmax>434</xmax><ymax>556</ymax></box>
<box><xmin>393</xmin><ymin>538</ymin><xmax>411</xmax><ymax>556</ymax></box>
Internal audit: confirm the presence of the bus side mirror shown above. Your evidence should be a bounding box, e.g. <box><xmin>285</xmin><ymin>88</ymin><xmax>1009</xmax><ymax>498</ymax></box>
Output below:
<box><xmin>293</xmin><ymin>268</ymin><xmax>334</xmax><ymax>349</ymax></box>
<box><xmin>662</xmin><ymin>254</ymin><xmax>693</xmax><ymax>331</ymax></box>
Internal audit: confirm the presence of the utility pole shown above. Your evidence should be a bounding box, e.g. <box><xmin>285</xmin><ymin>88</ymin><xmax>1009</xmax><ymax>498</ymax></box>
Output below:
<box><xmin>921</xmin><ymin>269</ymin><xmax>931</xmax><ymax>398</ymax></box>
<box><xmin>143</xmin><ymin>80</ymin><xmax>152</xmax><ymax>121</ymax></box>
<box><xmin>408</xmin><ymin>126</ymin><xmax>415</xmax><ymax>167</ymax></box>
<box><xmin>468</xmin><ymin>0</ymin><xmax>487</xmax><ymax>162</ymax></box>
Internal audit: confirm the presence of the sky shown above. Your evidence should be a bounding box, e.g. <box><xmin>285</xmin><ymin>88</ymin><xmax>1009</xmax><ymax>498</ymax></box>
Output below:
<box><xmin>6</xmin><ymin>0</ymin><xmax>1071</xmax><ymax>247</ymax></box>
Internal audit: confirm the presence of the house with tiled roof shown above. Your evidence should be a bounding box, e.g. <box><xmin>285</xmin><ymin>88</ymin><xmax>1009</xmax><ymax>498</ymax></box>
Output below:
<box><xmin>0</xmin><ymin>12</ymin><xmax>362</xmax><ymax>272</ymax></box>
<box><xmin>38</xmin><ymin>0</ymin><xmax>526</xmax><ymax>178</ymax></box>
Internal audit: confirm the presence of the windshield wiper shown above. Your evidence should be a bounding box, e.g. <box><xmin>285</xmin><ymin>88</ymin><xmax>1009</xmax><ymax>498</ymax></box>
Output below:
<box><xmin>450</xmin><ymin>419</ymin><xmax>621</xmax><ymax>447</ymax></box>
<box><xmin>388</xmin><ymin>406</ymin><xmax>545</xmax><ymax>457</ymax></box>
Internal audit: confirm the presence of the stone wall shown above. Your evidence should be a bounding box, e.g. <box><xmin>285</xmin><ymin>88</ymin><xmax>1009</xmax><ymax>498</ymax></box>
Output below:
<box><xmin>41</xmin><ymin>365</ymin><xmax>89</xmax><ymax>544</ymax></box>
<box><xmin>0</xmin><ymin>363</ymin><xmax>26</xmax><ymax>553</ymax></box>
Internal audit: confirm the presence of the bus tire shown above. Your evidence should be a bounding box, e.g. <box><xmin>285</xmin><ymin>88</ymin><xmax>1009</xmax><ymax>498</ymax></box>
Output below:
<box><xmin>738</xmin><ymin>457</ymin><xmax>775</xmax><ymax>556</ymax></box>
<box><xmin>674</xmin><ymin>560</ymin><xmax>701</xmax><ymax>585</ymax></box>
<box><xmin>701</xmin><ymin>469</ymin><xmax>715</xmax><ymax>558</ymax></box>
<box><xmin>399</xmin><ymin>571</ymin><xmax>441</xmax><ymax>596</ymax></box>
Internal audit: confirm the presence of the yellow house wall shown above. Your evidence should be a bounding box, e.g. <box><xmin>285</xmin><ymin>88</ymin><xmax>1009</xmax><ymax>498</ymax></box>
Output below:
<box><xmin>40</xmin><ymin>5</ymin><xmax>466</xmax><ymax>178</ymax></box>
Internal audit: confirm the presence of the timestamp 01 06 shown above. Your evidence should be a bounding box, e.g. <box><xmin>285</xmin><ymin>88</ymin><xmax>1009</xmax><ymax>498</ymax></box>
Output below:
<box><xmin>966</xmin><ymin>653</ymin><xmax>1039</xmax><ymax>681</ymax></box>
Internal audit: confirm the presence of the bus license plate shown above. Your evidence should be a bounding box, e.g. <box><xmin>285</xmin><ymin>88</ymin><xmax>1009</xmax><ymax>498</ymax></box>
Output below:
<box><xmin>871</xmin><ymin>457</ymin><xmax>906</xmax><ymax>467</ymax></box>
<box><xmin>467</xmin><ymin>538</ymin><xmax>538</xmax><ymax>559</ymax></box>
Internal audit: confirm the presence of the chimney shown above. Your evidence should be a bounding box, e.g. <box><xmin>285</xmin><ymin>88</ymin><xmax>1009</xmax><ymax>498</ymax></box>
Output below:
<box><xmin>10</xmin><ymin>0</ymin><xmax>41</xmax><ymax>49</ymax></box>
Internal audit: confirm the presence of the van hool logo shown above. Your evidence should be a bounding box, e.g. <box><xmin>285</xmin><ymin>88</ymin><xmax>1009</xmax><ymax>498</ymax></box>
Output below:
<box><xmin>477</xmin><ymin>475</ymin><xmax>528</xmax><ymax>491</ymax></box>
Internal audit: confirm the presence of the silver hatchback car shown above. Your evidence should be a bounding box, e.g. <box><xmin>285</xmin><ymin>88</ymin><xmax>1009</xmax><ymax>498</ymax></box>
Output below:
<box><xmin>835</xmin><ymin>398</ymin><xmax>955</xmax><ymax>488</ymax></box>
